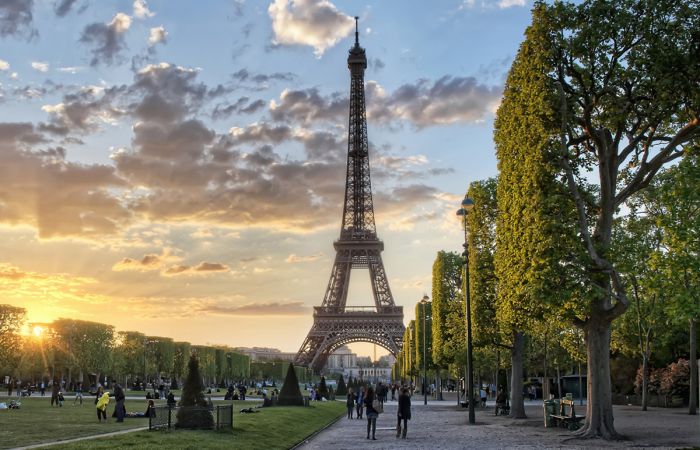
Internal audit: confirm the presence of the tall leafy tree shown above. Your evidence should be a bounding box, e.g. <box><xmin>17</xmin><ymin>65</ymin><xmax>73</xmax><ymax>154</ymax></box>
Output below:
<box><xmin>611</xmin><ymin>206</ymin><xmax>665</xmax><ymax>411</ymax></box>
<box><xmin>466</xmin><ymin>179</ymin><xmax>500</xmax><ymax>349</ymax></box>
<box><xmin>0</xmin><ymin>305</ymin><xmax>26</xmax><ymax>376</ymax></box>
<box><xmin>645</xmin><ymin>155</ymin><xmax>700</xmax><ymax>414</ymax></box>
<box><xmin>431</xmin><ymin>251</ymin><xmax>464</xmax><ymax>375</ymax></box>
<box><xmin>543</xmin><ymin>0</ymin><xmax>700</xmax><ymax>436</ymax></box>
<box><xmin>414</xmin><ymin>300</ymin><xmax>433</xmax><ymax>390</ymax></box>
<box><xmin>494</xmin><ymin>3</ymin><xmax>578</xmax><ymax>418</ymax></box>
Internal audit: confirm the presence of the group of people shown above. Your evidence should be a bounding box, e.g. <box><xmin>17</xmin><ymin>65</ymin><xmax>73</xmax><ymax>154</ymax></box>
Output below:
<box><xmin>345</xmin><ymin>384</ymin><xmax>412</xmax><ymax>440</ymax></box>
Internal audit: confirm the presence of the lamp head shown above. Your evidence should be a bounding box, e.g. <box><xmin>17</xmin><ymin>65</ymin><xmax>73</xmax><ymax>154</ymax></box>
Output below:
<box><xmin>461</xmin><ymin>197</ymin><xmax>474</xmax><ymax>211</ymax></box>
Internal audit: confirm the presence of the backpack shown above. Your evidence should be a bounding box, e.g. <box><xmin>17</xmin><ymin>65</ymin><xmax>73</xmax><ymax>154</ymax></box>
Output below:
<box><xmin>372</xmin><ymin>398</ymin><xmax>383</xmax><ymax>414</ymax></box>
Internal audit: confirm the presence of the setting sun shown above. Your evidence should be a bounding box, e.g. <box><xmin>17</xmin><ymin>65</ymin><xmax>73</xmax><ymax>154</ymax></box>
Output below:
<box><xmin>32</xmin><ymin>325</ymin><xmax>43</xmax><ymax>337</ymax></box>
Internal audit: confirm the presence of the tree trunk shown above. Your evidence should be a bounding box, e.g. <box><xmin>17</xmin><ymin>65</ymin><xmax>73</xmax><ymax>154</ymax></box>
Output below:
<box><xmin>576</xmin><ymin>320</ymin><xmax>620</xmax><ymax>439</ymax></box>
<box><xmin>543</xmin><ymin>334</ymin><xmax>549</xmax><ymax>399</ymax></box>
<box><xmin>641</xmin><ymin>335</ymin><xmax>649</xmax><ymax>411</ymax></box>
<box><xmin>689</xmin><ymin>318</ymin><xmax>697</xmax><ymax>415</ymax></box>
<box><xmin>556</xmin><ymin>365</ymin><xmax>561</xmax><ymax>398</ymax></box>
<box><xmin>510</xmin><ymin>331</ymin><xmax>526</xmax><ymax>418</ymax></box>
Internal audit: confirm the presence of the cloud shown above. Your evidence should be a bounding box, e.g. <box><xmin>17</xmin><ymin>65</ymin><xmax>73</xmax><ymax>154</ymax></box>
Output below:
<box><xmin>80</xmin><ymin>12</ymin><xmax>132</xmax><ymax>66</ymax></box>
<box><xmin>0</xmin><ymin>0</ymin><xmax>36</xmax><ymax>39</ymax></box>
<box><xmin>367</xmin><ymin>76</ymin><xmax>502</xmax><ymax>127</ymax></box>
<box><xmin>497</xmin><ymin>0</ymin><xmax>526</xmax><ymax>8</ymax></box>
<box><xmin>0</xmin><ymin>59</ymin><xmax>9</xmax><ymax>71</ymax></box>
<box><xmin>163</xmin><ymin>261</ymin><xmax>230</xmax><ymax>276</ymax></box>
<box><xmin>268</xmin><ymin>0</ymin><xmax>355</xmax><ymax>57</ymax></box>
<box><xmin>285</xmin><ymin>252</ymin><xmax>323</xmax><ymax>263</ymax></box>
<box><xmin>459</xmin><ymin>0</ymin><xmax>527</xmax><ymax>9</ymax></box>
<box><xmin>41</xmin><ymin>85</ymin><xmax>127</xmax><ymax>133</ymax></box>
<box><xmin>0</xmin><ymin>263</ymin><xmax>107</xmax><ymax>308</ymax></box>
<box><xmin>269</xmin><ymin>87</ymin><xmax>347</xmax><ymax>125</ymax></box>
<box><xmin>0</xmin><ymin>122</ymin><xmax>130</xmax><ymax>238</ymax></box>
<box><xmin>212</xmin><ymin>97</ymin><xmax>265</xmax><ymax>120</ymax></box>
<box><xmin>54</xmin><ymin>0</ymin><xmax>84</xmax><ymax>17</ymax></box>
<box><xmin>148</xmin><ymin>26</ymin><xmax>167</xmax><ymax>46</ymax></box>
<box><xmin>112</xmin><ymin>252</ymin><xmax>170</xmax><ymax>271</ymax></box>
<box><xmin>133</xmin><ymin>0</ymin><xmax>154</xmax><ymax>19</ymax></box>
<box><xmin>31</xmin><ymin>61</ymin><xmax>49</xmax><ymax>72</ymax></box>
<box><xmin>230</xmin><ymin>69</ymin><xmax>296</xmax><ymax>89</ymax></box>
<box><xmin>268</xmin><ymin>77</ymin><xmax>501</xmax><ymax>129</ymax></box>
<box><xmin>57</xmin><ymin>66</ymin><xmax>83</xmax><ymax>74</ymax></box>
<box><xmin>199</xmin><ymin>301</ymin><xmax>308</xmax><ymax>316</ymax></box>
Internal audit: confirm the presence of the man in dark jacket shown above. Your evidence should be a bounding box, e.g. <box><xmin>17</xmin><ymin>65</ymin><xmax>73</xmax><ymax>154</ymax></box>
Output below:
<box><xmin>396</xmin><ymin>387</ymin><xmax>412</xmax><ymax>438</ymax></box>
<box><xmin>114</xmin><ymin>382</ymin><xmax>125</xmax><ymax>422</ymax></box>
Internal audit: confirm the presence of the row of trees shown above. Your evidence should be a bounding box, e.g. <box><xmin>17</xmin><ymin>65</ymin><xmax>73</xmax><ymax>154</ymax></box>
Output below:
<box><xmin>397</xmin><ymin>0</ymin><xmax>698</xmax><ymax>440</ymax></box>
<box><xmin>0</xmin><ymin>308</ymin><xmax>251</xmax><ymax>388</ymax></box>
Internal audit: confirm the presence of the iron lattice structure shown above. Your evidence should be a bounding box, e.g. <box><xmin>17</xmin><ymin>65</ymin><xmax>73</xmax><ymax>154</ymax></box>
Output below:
<box><xmin>295</xmin><ymin>21</ymin><xmax>405</xmax><ymax>374</ymax></box>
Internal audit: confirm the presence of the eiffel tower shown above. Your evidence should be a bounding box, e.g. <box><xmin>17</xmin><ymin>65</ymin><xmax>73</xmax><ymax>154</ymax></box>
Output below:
<box><xmin>294</xmin><ymin>19</ymin><xmax>405</xmax><ymax>374</ymax></box>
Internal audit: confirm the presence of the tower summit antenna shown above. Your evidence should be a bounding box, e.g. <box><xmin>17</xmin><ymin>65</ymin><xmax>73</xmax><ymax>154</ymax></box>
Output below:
<box><xmin>354</xmin><ymin>16</ymin><xmax>359</xmax><ymax>46</ymax></box>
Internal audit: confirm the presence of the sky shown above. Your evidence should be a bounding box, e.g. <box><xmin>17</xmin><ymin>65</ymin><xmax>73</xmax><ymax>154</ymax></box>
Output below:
<box><xmin>0</xmin><ymin>0</ymin><xmax>534</xmax><ymax>357</ymax></box>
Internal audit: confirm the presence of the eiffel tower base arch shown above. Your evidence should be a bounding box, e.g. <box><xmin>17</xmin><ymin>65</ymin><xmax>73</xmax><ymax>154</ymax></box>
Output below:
<box><xmin>294</xmin><ymin>306</ymin><xmax>404</xmax><ymax>374</ymax></box>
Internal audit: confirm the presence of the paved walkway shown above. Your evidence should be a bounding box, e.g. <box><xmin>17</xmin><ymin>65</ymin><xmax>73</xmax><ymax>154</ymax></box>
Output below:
<box><xmin>297</xmin><ymin>397</ymin><xmax>700</xmax><ymax>449</ymax></box>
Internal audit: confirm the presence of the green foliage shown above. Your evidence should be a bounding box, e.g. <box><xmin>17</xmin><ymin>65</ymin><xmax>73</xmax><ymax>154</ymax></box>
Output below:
<box><xmin>335</xmin><ymin>374</ymin><xmax>347</xmax><ymax>396</ymax></box>
<box><xmin>278</xmin><ymin>362</ymin><xmax>304</xmax><ymax>406</ymax></box>
<box><xmin>430</xmin><ymin>251</ymin><xmax>464</xmax><ymax>368</ymax></box>
<box><xmin>414</xmin><ymin>300</ymin><xmax>433</xmax><ymax>371</ymax></box>
<box><xmin>466</xmin><ymin>179</ymin><xmax>500</xmax><ymax>348</ymax></box>
<box><xmin>0</xmin><ymin>304</ymin><xmax>26</xmax><ymax>375</ymax></box>
<box><xmin>176</xmin><ymin>354</ymin><xmax>214</xmax><ymax>429</ymax></box>
<box><xmin>494</xmin><ymin>3</ymin><xmax>579</xmax><ymax>335</ymax></box>
<box><xmin>52</xmin><ymin>319</ymin><xmax>114</xmax><ymax>380</ymax></box>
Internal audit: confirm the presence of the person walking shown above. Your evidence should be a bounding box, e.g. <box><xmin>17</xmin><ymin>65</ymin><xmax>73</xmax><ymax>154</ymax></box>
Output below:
<box><xmin>114</xmin><ymin>382</ymin><xmax>125</xmax><ymax>422</ymax></box>
<box><xmin>74</xmin><ymin>382</ymin><xmax>83</xmax><ymax>405</ymax></box>
<box><xmin>346</xmin><ymin>388</ymin><xmax>355</xmax><ymax>419</ymax></box>
<box><xmin>7</xmin><ymin>378</ymin><xmax>13</xmax><ymax>397</ymax></box>
<box><xmin>364</xmin><ymin>386</ymin><xmax>380</xmax><ymax>440</ymax></box>
<box><xmin>50</xmin><ymin>380</ymin><xmax>60</xmax><ymax>406</ymax></box>
<box><xmin>396</xmin><ymin>387</ymin><xmax>411</xmax><ymax>439</ymax></box>
<box><xmin>40</xmin><ymin>381</ymin><xmax>46</xmax><ymax>397</ymax></box>
<box><xmin>96</xmin><ymin>390</ymin><xmax>110</xmax><ymax>422</ymax></box>
<box><xmin>356</xmin><ymin>386</ymin><xmax>364</xmax><ymax>419</ymax></box>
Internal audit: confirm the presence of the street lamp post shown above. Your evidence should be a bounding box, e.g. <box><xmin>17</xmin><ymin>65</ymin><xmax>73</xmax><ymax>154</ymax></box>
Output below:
<box><xmin>457</xmin><ymin>197</ymin><xmax>476</xmax><ymax>425</ymax></box>
<box><xmin>420</xmin><ymin>295</ymin><xmax>429</xmax><ymax>405</ymax></box>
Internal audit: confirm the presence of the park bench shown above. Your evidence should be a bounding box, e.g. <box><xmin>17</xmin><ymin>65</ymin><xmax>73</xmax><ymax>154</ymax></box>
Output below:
<box><xmin>551</xmin><ymin>398</ymin><xmax>584</xmax><ymax>430</ymax></box>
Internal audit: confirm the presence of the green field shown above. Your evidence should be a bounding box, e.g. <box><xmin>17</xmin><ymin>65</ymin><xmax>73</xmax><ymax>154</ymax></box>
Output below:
<box><xmin>0</xmin><ymin>396</ymin><xmax>344</xmax><ymax>449</ymax></box>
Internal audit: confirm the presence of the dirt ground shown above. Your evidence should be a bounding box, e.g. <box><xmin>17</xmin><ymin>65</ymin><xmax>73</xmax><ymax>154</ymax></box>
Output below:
<box><xmin>297</xmin><ymin>397</ymin><xmax>700</xmax><ymax>449</ymax></box>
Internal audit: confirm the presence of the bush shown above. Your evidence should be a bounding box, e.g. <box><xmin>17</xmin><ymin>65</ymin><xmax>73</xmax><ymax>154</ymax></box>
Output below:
<box><xmin>335</xmin><ymin>375</ymin><xmax>347</xmax><ymax>396</ymax></box>
<box><xmin>176</xmin><ymin>354</ymin><xmax>214</xmax><ymax>429</ymax></box>
<box><xmin>277</xmin><ymin>363</ymin><xmax>304</xmax><ymax>406</ymax></box>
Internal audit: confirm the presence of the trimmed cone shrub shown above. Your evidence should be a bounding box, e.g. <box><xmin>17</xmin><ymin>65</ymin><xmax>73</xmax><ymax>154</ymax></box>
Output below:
<box><xmin>336</xmin><ymin>375</ymin><xmax>347</xmax><ymax>396</ymax></box>
<box><xmin>176</xmin><ymin>354</ymin><xmax>214</xmax><ymax>429</ymax></box>
<box><xmin>278</xmin><ymin>363</ymin><xmax>305</xmax><ymax>406</ymax></box>
<box><xmin>318</xmin><ymin>376</ymin><xmax>329</xmax><ymax>399</ymax></box>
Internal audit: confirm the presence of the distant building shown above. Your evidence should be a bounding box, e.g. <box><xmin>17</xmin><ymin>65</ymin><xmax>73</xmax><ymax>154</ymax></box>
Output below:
<box><xmin>234</xmin><ymin>347</ymin><xmax>295</xmax><ymax>362</ymax></box>
<box><xmin>325</xmin><ymin>346</ymin><xmax>392</xmax><ymax>384</ymax></box>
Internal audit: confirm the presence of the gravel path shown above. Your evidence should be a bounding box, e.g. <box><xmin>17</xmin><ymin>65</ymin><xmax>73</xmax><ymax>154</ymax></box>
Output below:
<box><xmin>297</xmin><ymin>396</ymin><xmax>700</xmax><ymax>449</ymax></box>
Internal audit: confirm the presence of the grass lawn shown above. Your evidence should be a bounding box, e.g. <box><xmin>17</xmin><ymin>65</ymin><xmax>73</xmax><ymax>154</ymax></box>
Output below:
<box><xmin>0</xmin><ymin>396</ymin><xmax>160</xmax><ymax>449</ymax></box>
<box><xmin>0</xmin><ymin>396</ymin><xmax>344</xmax><ymax>450</ymax></box>
<box><xmin>51</xmin><ymin>401</ymin><xmax>345</xmax><ymax>450</ymax></box>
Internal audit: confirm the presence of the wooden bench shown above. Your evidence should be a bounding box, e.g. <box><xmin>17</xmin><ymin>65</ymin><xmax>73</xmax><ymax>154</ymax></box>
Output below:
<box><xmin>551</xmin><ymin>399</ymin><xmax>584</xmax><ymax>430</ymax></box>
